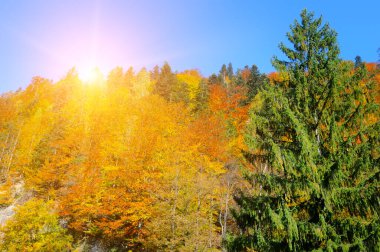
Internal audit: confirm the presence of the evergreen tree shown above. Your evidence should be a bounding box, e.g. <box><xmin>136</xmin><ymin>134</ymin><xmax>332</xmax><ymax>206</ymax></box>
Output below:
<box><xmin>153</xmin><ymin>62</ymin><xmax>178</xmax><ymax>101</ymax></box>
<box><xmin>246</xmin><ymin>64</ymin><xmax>266</xmax><ymax>102</ymax></box>
<box><xmin>194</xmin><ymin>79</ymin><xmax>209</xmax><ymax>111</ymax></box>
<box><xmin>227</xmin><ymin>62</ymin><xmax>234</xmax><ymax>80</ymax></box>
<box><xmin>219</xmin><ymin>64</ymin><xmax>228</xmax><ymax>86</ymax></box>
<box><xmin>227</xmin><ymin>9</ymin><xmax>379</xmax><ymax>251</ymax></box>
<box><xmin>354</xmin><ymin>56</ymin><xmax>363</xmax><ymax>69</ymax></box>
<box><xmin>208</xmin><ymin>73</ymin><xmax>219</xmax><ymax>86</ymax></box>
<box><xmin>234</xmin><ymin>65</ymin><xmax>266</xmax><ymax>104</ymax></box>
<box><xmin>150</xmin><ymin>65</ymin><xmax>160</xmax><ymax>82</ymax></box>
<box><xmin>171</xmin><ymin>78</ymin><xmax>189</xmax><ymax>104</ymax></box>
<box><xmin>124</xmin><ymin>66</ymin><xmax>135</xmax><ymax>90</ymax></box>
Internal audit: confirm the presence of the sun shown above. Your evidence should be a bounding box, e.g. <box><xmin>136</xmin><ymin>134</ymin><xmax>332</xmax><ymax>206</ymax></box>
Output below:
<box><xmin>78</xmin><ymin>66</ymin><xmax>104</xmax><ymax>84</ymax></box>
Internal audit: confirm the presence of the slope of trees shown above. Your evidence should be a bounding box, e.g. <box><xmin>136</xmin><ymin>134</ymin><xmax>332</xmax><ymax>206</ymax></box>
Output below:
<box><xmin>0</xmin><ymin>63</ymin><xmax>251</xmax><ymax>250</ymax></box>
<box><xmin>0</xmin><ymin>10</ymin><xmax>378</xmax><ymax>252</ymax></box>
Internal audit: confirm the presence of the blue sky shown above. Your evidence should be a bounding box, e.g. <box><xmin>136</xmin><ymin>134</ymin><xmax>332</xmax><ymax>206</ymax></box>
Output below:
<box><xmin>0</xmin><ymin>0</ymin><xmax>379</xmax><ymax>93</ymax></box>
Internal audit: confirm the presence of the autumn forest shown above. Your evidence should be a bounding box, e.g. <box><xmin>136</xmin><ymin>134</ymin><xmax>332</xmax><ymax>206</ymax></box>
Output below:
<box><xmin>0</xmin><ymin>10</ymin><xmax>379</xmax><ymax>252</ymax></box>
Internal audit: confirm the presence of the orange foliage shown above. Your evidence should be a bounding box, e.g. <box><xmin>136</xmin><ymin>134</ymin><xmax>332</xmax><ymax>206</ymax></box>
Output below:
<box><xmin>267</xmin><ymin>72</ymin><xmax>280</xmax><ymax>85</ymax></box>
<box><xmin>365</xmin><ymin>63</ymin><xmax>380</xmax><ymax>104</ymax></box>
<box><xmin>186</xmin><ymin>113</ymin><xmax>229</xmax><ymax>161</ymax></box>
<box><xmin>209</xmin><ymin>85</ymin><xmax>249</xmax><ymax>131</ymax></box>
<box><xmin>0</xmin><ymin>68</ymin><xmax>247</xmax><ymax>250</ymax></box>
<box><xmin>267</xmin><ymin>71</ymin><xmax>290</xmax><ymax>86</ymax></box>
<box><xmin>241</xmin><ymin>68</ymin><xmax>251</xmax><ymax>82</ymax></box>
<box><xmin>208</xmin><ymin>84</ymin><xmax>249</xmax><ymax>159</ymax></box>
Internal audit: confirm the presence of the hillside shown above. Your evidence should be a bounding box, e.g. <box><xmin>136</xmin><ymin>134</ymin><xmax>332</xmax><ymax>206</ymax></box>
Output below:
<box><xmin>0</xmin><ymin>10</ymin><xmax>379</xmax><ymax>252</ymax></box>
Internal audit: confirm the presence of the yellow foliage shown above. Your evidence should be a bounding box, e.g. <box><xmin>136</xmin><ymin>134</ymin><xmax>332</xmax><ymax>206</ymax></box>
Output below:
<box><xmin>0</xmin><ymin>69</ymin><xmax>242</xmax><ymax>250</ymax></box>
<box><xmin>0</xmin><ymin>199</ymin><xmax>73</xmax><ymax>251</ymax></box>
<box><xmin>177</xmin><ymin>69</ymin><xmax>202</xmax><ymax>109</ymax></box>
<box><xmin>0</xmin><ymin>180</ymin><xmax>12</xmax><ymax>207</ymax></box>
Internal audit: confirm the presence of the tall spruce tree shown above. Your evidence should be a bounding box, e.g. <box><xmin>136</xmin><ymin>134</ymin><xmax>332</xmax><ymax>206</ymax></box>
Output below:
<box><xmin>227</xmin><ymin>9</ymin><xmax>379</xmax><ymax>251</ymax></box>
<box><xmin>227</xmin><ymin>62</ymin><xmax>234</xmax><ymax>80</ymax></box>
<box><xmin>219</xmin><ymin>64</ymin><xmax>228</xmax><ymax>87</ymax></box>
<box><xmin>246</xmin><ymin>64</ymin><xmax>266</xmax><ymax>102</ymax></box>
<box><xmin>153</xmin><ymin>62</ymin><xmax>178</xmax><ymax>101</ymax></box>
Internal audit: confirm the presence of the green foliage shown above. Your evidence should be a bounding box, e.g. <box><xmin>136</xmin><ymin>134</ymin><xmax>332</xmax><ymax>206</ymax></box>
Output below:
<box><xmin>227</xmin><ymin>9</ymin><xmax>380</xmax><ymax>251</ymax></box>
<box><xmin>0</xmin><ymin>199</ymin><xmax>73</xmax><ymax>251</ymax></box>
<box><xmin>208</xmin><ymin>73</ymin><xmax>219</xmax><ymax>86</ymax></box>
<box><xmin>227</xmin><ymin>62</ymin><xmax>234</xmax><ymax>80</ymax></box>
<box><xmin>246</xmin><ymin>65</ymin><xmax>266</xmax><ymax>101</ymax></box>
<box><xmin>219</xmin><ymin>64</ymin><xmax>228</xmax><ymax>86</ymax></box>
<box><xmin>236</xmin><ymin>64</ymin><xmax>266</xmax><ymax>103</ymax></box>
<box><xmin>194</xmin><ymin>79</ymin><xmax>209</xmax><ymax>111</ymax></box>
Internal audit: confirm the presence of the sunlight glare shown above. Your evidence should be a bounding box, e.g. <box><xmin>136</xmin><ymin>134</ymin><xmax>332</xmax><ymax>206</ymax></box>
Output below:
<box><xmin>78</xmin><ymin>66</ymin><xmax>104</xmax><ymax>84</ymax></box>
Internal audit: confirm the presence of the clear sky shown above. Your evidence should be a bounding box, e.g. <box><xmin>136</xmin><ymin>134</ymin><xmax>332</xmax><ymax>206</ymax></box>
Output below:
<box><xmin>1</xmin><ymin>0</ymin><xmax>379</xmax><ymax>93</ymax></box>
